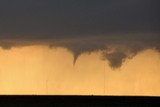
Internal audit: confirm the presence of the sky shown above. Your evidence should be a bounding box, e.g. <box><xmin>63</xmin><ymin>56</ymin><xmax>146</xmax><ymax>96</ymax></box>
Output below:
<box><xmin>0</xmin><ymin>0</ymin><xmax>160</xmax><ymax>95</ymax></box>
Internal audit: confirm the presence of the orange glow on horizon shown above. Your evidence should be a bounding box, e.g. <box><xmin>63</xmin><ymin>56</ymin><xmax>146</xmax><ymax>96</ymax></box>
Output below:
<box><xmin>0</xmin><ymin>45</ymin><xmax>160</xmax><ymax>96</ymax></box>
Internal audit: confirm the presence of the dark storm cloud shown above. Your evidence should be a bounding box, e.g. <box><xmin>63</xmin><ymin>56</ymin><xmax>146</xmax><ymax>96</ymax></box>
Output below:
<box><xmin>55</xmin><ymin>32</ymin><xmax>160</xmax><ymax>68</ymax></box>
<box><xmin>0</xmin><ymin>0</ymin><xmax>160</xmax><ymax>68</ymax></box>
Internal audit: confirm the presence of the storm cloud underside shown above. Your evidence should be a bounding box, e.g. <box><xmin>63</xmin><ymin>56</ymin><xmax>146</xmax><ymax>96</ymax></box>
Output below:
<box><xmin>0</xmin><ymin>0</ymin><xmax>160</xmax><ymax>68</ymax></box>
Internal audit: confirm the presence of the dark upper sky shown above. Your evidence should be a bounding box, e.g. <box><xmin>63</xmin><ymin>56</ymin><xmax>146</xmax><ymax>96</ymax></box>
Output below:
<box><xmin>0</xmin><ymin>0</ymin><xmax>160</xmax><ymax>40</ymax></box>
